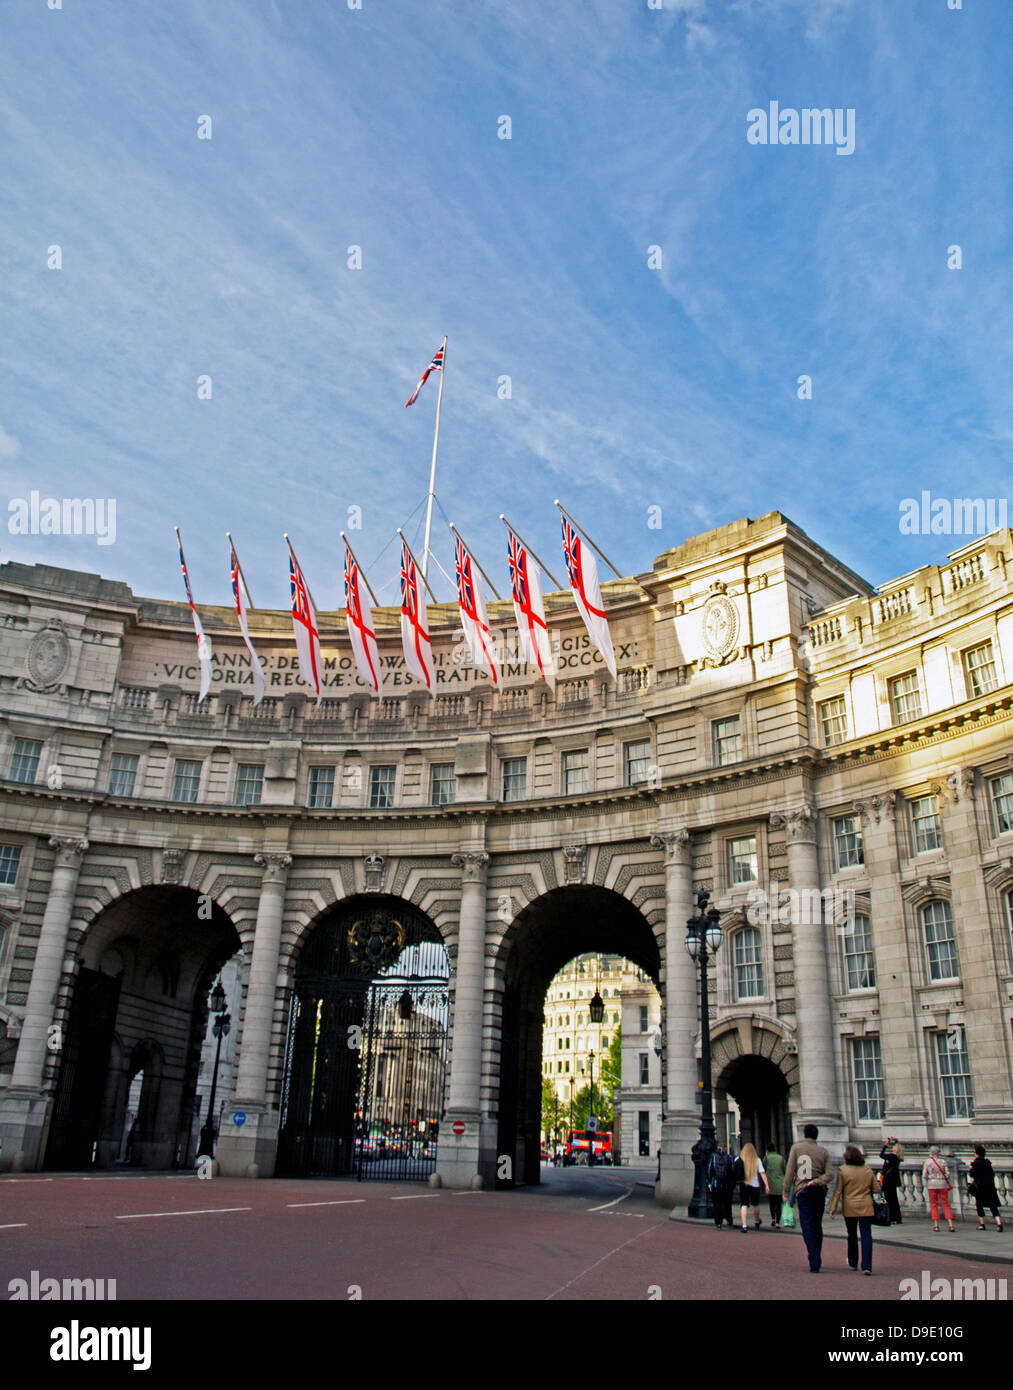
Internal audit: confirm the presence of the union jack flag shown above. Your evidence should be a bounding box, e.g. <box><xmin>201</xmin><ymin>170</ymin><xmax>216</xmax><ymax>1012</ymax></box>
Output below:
<box><xmin>176</xmin><ymin>531</ymin><xmax>212</xmax><ymax>702</ymax></box>
<box><xmin>455</xmin><ymin>535</ymin><xmax>498</xmax><ymax>684</ymax></box>
<box><xmin>404</xmin><ymin>343</ymin><xmax>444</xmax><ymax>407</ymax></box>
<box><xmin>507</xmin><ymin>527</ymin><xmax>554</xmax><ymax>688</ymax></box>
<box><xmin>289</xmin><ymin>551</ymin><xmax>322</xmax><ymax>702</ymax></box>
<box><xmin>344</xmin><ymin>544</ymin><xmax>382</xmax><ymax>698</ymax></box>
<box><xmin>561</xmin><ymin>514</ymin><xmax>616</xmax><ymax>678</ymax></box>
<box><xmin>399</xmin><ymin>542</ymin><xmax>435</xmax><ymax>691</ymax></box>
<box><xmin>229</xmin><ymin>539</ymin><xmax>265</xmax><ymax>706</ymax></box>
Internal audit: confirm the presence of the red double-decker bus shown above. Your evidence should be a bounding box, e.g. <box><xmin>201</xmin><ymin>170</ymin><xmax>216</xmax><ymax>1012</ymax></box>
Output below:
<box><xmin>564</xmin><ymin>1129</ymin><xmax>612</xmax><ymax>1164</ymax></box>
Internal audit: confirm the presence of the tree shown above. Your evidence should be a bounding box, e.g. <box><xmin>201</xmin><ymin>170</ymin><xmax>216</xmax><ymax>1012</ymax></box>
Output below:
<box><xmin>600</xmin><ymin>1025</ymin><xmax>622</xmax><ymax>1098</ymax></box>
<box><xmin>541</xmin><ymin>1076</ymin><xmax>562</xmax><ymax>1142</ymax></box>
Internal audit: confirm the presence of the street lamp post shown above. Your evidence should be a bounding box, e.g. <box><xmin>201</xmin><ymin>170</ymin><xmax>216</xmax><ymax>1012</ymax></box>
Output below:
<box><xmin>199</xmin><ymin>978</ymin><xmax>231</xmax><ymax>1160</ymax></box>
<box><xmin>587</xmin><ymin>1050</ymin><xmax>596</xmax><ymax>1167</ymax></box>
<box><xmin>685</xmin><ymin>891</ymin><xmax>724</xmax><ymax>1219</ymax></box>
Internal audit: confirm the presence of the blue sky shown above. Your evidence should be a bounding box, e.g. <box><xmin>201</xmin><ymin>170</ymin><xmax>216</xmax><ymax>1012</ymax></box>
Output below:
<box><xmin>2</xmin><ymin>0</ymin><xmax>1010</xmax><ymax>609</ymax></box>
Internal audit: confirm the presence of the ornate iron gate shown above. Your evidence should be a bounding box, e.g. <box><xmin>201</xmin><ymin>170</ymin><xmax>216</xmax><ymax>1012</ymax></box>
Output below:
<box><xmin>277</xmin><ymin>902</ymin><xmax>450</xmax><ymax>1182</ymax></box>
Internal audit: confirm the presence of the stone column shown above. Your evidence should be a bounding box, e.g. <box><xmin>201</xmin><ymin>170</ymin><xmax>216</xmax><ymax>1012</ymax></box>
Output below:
<box><xmin>1</xmin><ymin>836</ymin><xmax>88</xmax><ymax>1170</ymax></box>
<box><xmin>216</xmin><ymin>850</ymin><xmax>290</xmax><ymax>1178</ymax></box>
<box><xmin>436</xmin><ymin>848</ymin><xmax>492</xmax><ymax>1189</ymax></box>
<box><xmin>651</xmin><ymin>828</ymin><xmax>700</xmax><ymax>1208</ymax></box>
<box><xmin>770</xmin><ymin>804</ymin><xmax>846</xmax><ymax>1142</ymax></box>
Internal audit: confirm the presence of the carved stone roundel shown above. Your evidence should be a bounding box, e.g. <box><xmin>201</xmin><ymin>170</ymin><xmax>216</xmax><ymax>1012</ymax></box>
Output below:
<box><xmin>27</xmin><ymin>621</ymin><xmax>70</xmax><ymax>690</ymax></box>
<box><xmin>701</xmin><ymin>594</ymin><xmax>739</xmax><ymax>660</ymax></box>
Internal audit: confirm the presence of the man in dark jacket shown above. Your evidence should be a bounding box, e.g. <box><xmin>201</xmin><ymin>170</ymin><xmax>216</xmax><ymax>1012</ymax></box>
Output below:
<box><xmin>707</xmin><ymin>1141</ymin><xmax>734</xmax><ymax>1229</ymax></box>
<box><xmin>783</xmin><ymin>1124</ymin><xmax>835</xmax><ymax>1272</ymax></box>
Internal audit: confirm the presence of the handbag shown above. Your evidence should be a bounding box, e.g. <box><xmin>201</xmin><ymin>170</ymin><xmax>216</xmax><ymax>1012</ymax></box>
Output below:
<box><xmin>968</xmin><ymin>1179</ymin><xmax>978</xmax><ymax>1197</ymax></box>
<box><xmin>872</xmin><ymin>1192</ymin><xmax>892</xmax><ymax>1227</ymax></box>
<box><xmin>780</xmin><ymin>1201</ymin><xmax>796</xmax><ymax>1229</ymax></box>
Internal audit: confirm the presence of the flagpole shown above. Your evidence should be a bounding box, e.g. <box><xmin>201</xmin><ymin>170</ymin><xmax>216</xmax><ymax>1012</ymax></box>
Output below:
<box><xmin>397</xmin><ymin>528</ymin><xmax>441</xmax><ymax>605</ymax></box>
<box><xmin>340</xmin><ymin>532</ymin><xmax>381</xmax><ymax>608</ymax></box>
<box><xmin>174</xmin><ymin>526</ymin><xmax>192</xmax><ymax>596</ymax></box>
<box><xmin>498</xmin><ymin>514</ymin><xmax>563</xmax><ymax>591</ymax></box>
<box><xmin>421</xmin><ymin>335</ymin><xmax>447</xmax><ymax>581</ymax></box>
<box><xmin>554</xmin><ymin>500</ymin><xmax>654</xmax><ymax>600</ymax></box>
<box><xmin>226</xmin><ymin>532</ymin><xmax>256</xmax><ymax>607</ymax></box>
<box><xmin>283</xmin><ymin>533</ymin><xmax>321</xmax><ymax>613</ymax></box>
<box><xmin>448</xmin><ymin>522</ymin><xmax>502</xmax><ymax>600</ymax></box>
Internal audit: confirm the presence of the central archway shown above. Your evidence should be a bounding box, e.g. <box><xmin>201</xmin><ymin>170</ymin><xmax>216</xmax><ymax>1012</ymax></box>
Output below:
<box><xmin>497</xmin><ymin>886</ymin><xmax>661</xmax><ymax>1187</ymax></box>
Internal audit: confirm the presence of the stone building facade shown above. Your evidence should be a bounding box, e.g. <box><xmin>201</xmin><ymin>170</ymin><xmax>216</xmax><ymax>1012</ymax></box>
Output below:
<box><xmin>1</xmin><ymin>511</ymin><xmax>1011</xmax><ymax>1201</ymax></box>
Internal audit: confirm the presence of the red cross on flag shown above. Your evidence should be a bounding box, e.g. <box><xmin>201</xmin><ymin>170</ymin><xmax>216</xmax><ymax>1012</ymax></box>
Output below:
<box><xmin>230</xmin><ymin>540</ymin><xmax>265</xmax><ymax>707</ymax></box>
<box><xmin>561</xmin><ymin>515</ymin><xmax>616</xmax><ymax>679</ymax></box>
<box><xmin>176</xmin><ymin>529</ymin><xmax>213</xmax><ymax>703</ymax></box>
<box><xmin>344</xmin><ymin>543</ymin><xmax>383</xmax><ymax>698</ymax></box>
<box><xmin>400</xmin><ymin>540</ymin><xmax>435</xmax><ymax>693</ymax></box>
<box><xmin>289</xmin><ymin>545</ymin><xmax>322</xmax><ymax>703</ymax></box>
<box><xmin>506</xmin><ymin>526</ymin><xmax>554</xmax><ymax>690</ymax></box>
<box><xmin>454</xmin><ymin>535</ymin><xmax>499</xmax><ymax>685</ymax></box>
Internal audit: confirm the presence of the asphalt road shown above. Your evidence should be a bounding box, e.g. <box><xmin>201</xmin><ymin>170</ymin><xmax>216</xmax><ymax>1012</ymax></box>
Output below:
<box><xmin>2</xmin><ymin>1165</ymin><xmax>1008</xmax><ymax>1303</ymax></box>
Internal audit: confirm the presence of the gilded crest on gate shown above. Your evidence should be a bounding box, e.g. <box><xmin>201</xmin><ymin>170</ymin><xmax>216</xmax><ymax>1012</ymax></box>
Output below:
<box><xmin>347</xmin><ymin>915</ymin><xmax>406</xmax><ymax>973</ymax></box>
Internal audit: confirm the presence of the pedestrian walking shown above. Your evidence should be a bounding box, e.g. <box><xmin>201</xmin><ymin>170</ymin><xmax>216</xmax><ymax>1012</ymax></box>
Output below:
<box><xmin>922</xmin><ymin>1146</ymin><xmax>955</xmax><ymax>1232</ymax></box>
<box><xmin>732</xmin><ymin>1141</ymin><xmax>769</xmax><ymax>1231</ymax></box>
<box><xmin>707</xmin><ymin>1140</ymin><xmax>734</xmax><ymax>1229</ymax></box>
<box><xmin>764</xmin><ymin>1142</ymin><xmax>786</xmax><ymax>1228</ymax></box>
<box><xmin>968</xmin><ymin>1144</ymin><xmax>1004</xmax><ymax>1232</ymax></box>
<box><xmin>879</xmin><ymin>1137</ymin><xmax>904</xmax><ymax>1224</ymax></box>
<box><xmin>829</xmin><ymin>1144</ymin><xmax>878</xmax><ymax>1275</ymax></box>
<box><xmin>783</xmin><ymin>1124</ymin><xmax>835</xmax><ymax>1273</ymax></box>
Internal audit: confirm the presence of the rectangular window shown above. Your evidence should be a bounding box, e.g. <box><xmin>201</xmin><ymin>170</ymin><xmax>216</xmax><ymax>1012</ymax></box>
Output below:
<box><xmin>0</xmin><ymin>844</ymin><xmax>22</xmax><ymax>887</ymax></box>
<box><xmin>851</xmin><ymin>1037</ymin><xmax>885</xmax><ymax>1121</ymax></box>
<box><xmin>502</xmin><ymin>757</ymin><xmax>527</xmax><ymax>802</ymax></box>
<box><xmin>842</xmin><ymin>915</ymin><xmax>876</xmax><ymax>991</ymax></box>
<box><xmin>922</xmin><ymin>901</ymin><xmax>959</xmax><ymax>981</ymax></box>
<box><xmin>638</xmin><ymin>1112</ymin><xmax>651</xmax><ymax>1157</ymax></box>
<box><xmin>734</xmin><ymin>928</ymin><xmax>764</xmax><ymax>999</ymax></box>
<box><xmin>832</xmin><ymin>814</ymin><xmax>865</xmax><ymax>870</ymax></box>
<box><xmin>430</xmin><ymin>763</ymin><xmax>456</xmax><ymax>806</ymax></box>
<box><xmin>369</xmin><ymin>765</ymin><xmax>396</xmax><ymax>809</ymax></box>
<box><xmin>108</xmin><ymin>753</ymin><xmax>138</xmax><ymax>798</ymax></box>
<box><xmin>9</xmin><ymin>738</ymin><xmax>42</xmax><ymax>785</ymax></box>
<box><xmin>909</xmin><ymin>794</ymin><xmax>942</xmax><ymax>854</ymax></box>
<box><xmin>639</xmin><ymin>1005</ymin><xmax>649</xmax><ymax>1032</ymax></box>
<box><xmin>639</xmin><ymin>1053</ymin><xmax>649</xmax><ymax>1086</ymax></box>
<box><xmin>936</xmin><ymin>1028</ymin><xmax>974</xmax><ymax>1120</ymax></box>
<box><xmin>171</xmin><ymin>759</ymin><xmax>202</xmax><ymax>803</ymax></box>
<box><xmin>562</xmin><ymin>749</ymin><xmax>589</xmax><ymax>795</ymax></box>
<box><xmin>989</xmin><ymin>773</ymin><xmax>1013</xmax><ymax>835</ymax></box>
<box><xmin>726</xmin><ymin>835</ymin><xmax>758</xmax><ymax>885</ymax></box>
<box><xmin>308</xmin><ymin>766</ymin><xmax>335</xmax><ymax>809</ymax></box>
<box><xmin>818</xmin><ymin>695</ymin><xmax>848</xmax><ymax>747</ymax></box>
<box><xmin>962</xmin><ymin>641</ymin><xmax>998</xmax><ymax>698</ymax></box>
<box><xmin>889</xmin><ymin>670</ymin><xmax>922</xmax><ymax>724</ymax></box>
<box><xmin>236</xmin><ymin>764</ymin><xmax>264</xmax><ymax>807</ymax></box>
<box><xmin>712</xmin><ymin>716</ymin><xmax>741</xmax><ymax>767</ymax></box>
<box><xmin>623</xmin><ymin>740</ymin><xmax>652</xmax><ymax>787</ymax></box>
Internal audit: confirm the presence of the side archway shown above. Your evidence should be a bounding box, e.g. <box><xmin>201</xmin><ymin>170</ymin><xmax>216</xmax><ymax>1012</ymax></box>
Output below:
<box><xmin>711</xmin><ymin>1019</ymin><xmax>798</xmax><ymax>1156</ymax></box>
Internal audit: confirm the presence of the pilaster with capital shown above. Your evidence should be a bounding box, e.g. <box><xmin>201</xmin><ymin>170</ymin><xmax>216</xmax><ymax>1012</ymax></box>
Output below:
<box><xmin>649</xmin><ymin>828</ymin><xmax>696</xmax><ymax>1116</ymax></box>
<box><xmin>231</xmin><ymin>851</ymin><xmax>292</xmax><ymax>1106</ymax></box>
<box><xmin>447</xmin><ymin>849</ymin><xmax>489</xmax><ymax>1114</ymax></box>
<box><xmin>11</xmin><ymin>836</ymin><xmax>89</xmax><ymax>1090</ymax></box>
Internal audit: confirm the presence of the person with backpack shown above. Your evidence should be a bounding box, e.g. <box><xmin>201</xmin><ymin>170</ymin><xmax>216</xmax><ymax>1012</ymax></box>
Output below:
<box><xmin>764</xmin><ymin>1142</ymin><xmax>786</xmax><ymax>1228</ymax></box>
<box><xmin>707</xmin><ymin>1140</ymin><xmax>734</xmax><ymax>1229</ymax></box>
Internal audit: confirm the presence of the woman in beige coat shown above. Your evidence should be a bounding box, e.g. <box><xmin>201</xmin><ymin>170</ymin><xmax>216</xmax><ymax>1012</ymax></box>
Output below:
<box><xmin>829</xmin><ymin>1144</ymin><xmax>878</xmax><ymax>1274</ymax></box>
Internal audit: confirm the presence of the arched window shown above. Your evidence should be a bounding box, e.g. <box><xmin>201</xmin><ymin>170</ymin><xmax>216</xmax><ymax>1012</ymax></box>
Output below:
<box><xmin>921</xmin><ymin>900</ymin><xmax>958</xmax><ymax>980</ymax></box>
<box><xmin>733</xmin><ymin>928</ymin><xmax>763</xmax><ymax>999</ymax></box>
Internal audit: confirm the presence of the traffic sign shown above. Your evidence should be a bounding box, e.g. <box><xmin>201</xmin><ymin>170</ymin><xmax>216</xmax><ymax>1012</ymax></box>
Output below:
<box><xmin>233</xmin><ymin>1111</ymin><xmax>246</xmax><ymax>1127</ymax></box>
<box><xmin>452</xmin><ymin>1120</ymin><xmax>466</xmax><ymax>1136</ymax></box>
<box><xmin>587</xmin><ymin>1116</ymin><xmax>597</xmax><ymax>1131</ymax></box>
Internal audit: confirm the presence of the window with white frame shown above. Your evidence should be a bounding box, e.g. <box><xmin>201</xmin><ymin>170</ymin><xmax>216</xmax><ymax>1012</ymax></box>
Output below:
<box><xmin>108</xmin><ymin>753</ymin><xmax>138</xmax><ymax>797</ymax></box>
<box><xmin>623</xmin><ymin>739</ymin><xmax>652</xmax><ymax>787</ymax></box>
<box><xmin>8</xmin><ymin>738</ymin><xmax>42</xmax><ymax>784</ymax></box>
<box><xmin>562</xmin><ymin>749</ymin><xmax>589</xmax><ymax>795</ymax></box>
<box><xmin>369</xmin><ymin>765</ymin><xmax>396</xmax><ymax>809</ymax></box>
<box><xmin>236</xmin><ymin>764</ymin><xmax>264</xmax><ymax>806</ymax></box>
<box><xmin>639</xmin><ymin>1053</ymin><xmax>649</xmax><ymax>1085</ymax></box>
<box><xmin>889</xmin><ymin>670</ymin><xmax>922</xmax><ymax>724</ymax></box>
<box><xmin>909</xmin><ymin>794</ymin><xmax>942</xmax><ymax>854</ymax></box>
<box><xmin>639</xmin><ymin>1005</ymin><xmax>649</xmax><ymax>1032</ymax></box>
<box><xmin>171</xmin><ymin>759</ymin><xmax>202</xmax><ymax>803</ymax></box>
<box><xmin>851</xmin><ymin>1037</ymin><xmax>885</xmax><ymax>1120</ymax></box>
<box><xmin>430</xmin><ymin>763</ymin><xmax>456</xmax><ymax>806</ymax></box>
<box><xmin>935</xmin><ymin>1027</ymin><xmax>974</xmax><ymax>1120</ymax></box>
<box><xmin>308</xmin><ymin>766</ymin><xmax>334</xmax><ymax>809</ymax></box>
<box><xmin>988</xmin><ymin>773</ymin><xmax>1013</xmax><ymax>835</ymax></box>
<box><xmin>727</xmin><ymin>836</ymin><xmax>758</xmax><ymax>885</ymax></box>
<box><xmin>832</xmin><ymin>814</ymin><xmax>864</xmax><ymax>870</ymax></box>
<box><xmin>734</xmin><ymin>927</ymin><xmax>764</xmax><ymax>999</ymax></box>
<box><xmin>842</xmin><ymin>914</ymin><xmax>876</xmax><ymax>991</ymax></box>
<box><xmin>502</xmin><ymin>757</ymin><xmax>527</xmax><ymax>802</ymax></box>
<box><xmin>921</xmin><ymin>900</ymin><xmax>958</xmax><ymax>981</ymax></box>
<box><xmin>0</xmin><ymin>844</ymin><xmax>22</xmax><ymax>888</ymax></box>
<box><xmin>712</xmin><ymin>716</ymin><xmax>741</xmax><ymax>767</ymax></box>
<box><xmin>818</xmin><ymin>694</ymin><xmax>848</xmax><ymax>747</ymax></box>
<box><xmin>962</xmin><ymin>641</ymin><xmax>998</xmax><ymax>698</ymax></box>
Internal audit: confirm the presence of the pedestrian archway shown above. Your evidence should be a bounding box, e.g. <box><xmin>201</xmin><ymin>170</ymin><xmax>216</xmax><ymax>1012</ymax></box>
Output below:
<box><xmin>496</xmin><ymin>886</ymin><xmax>661</xmax><ymax>1187</ymax></box>
<box><xmin>712</xmin><ymin>1025</ymin><xmax>797</xmax><ymax>1157</ymax></box>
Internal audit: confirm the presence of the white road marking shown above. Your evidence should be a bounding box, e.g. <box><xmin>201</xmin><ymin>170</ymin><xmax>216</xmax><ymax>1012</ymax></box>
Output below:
<box><xmin>287</xmin><ymin>1199</ymin><xmax>366</xmax><ymax>1208</ymax></box>
<box><xmin>0</xmin><ymin>1223</ymin><xmax>28</xmax><ymax>1229</ymax></box>
<box><xmin>115</xmin><ymin>1207</ymin><xmax>252</xmax><ymax>1220</ymax></box>
<box><xmin>0</xmin><ymin>1178</ymin><xmax>52</xmax><ymax>1182</ymax></box>
<box><xmin>587</xmin><ymin>1186</ymin><xmax>634</xmax><ymax>1212</ymax></box>
<box><xmin>390</xmin><ymin>1193</ymin><xmax>441</xmax><ymax>1200</ymax></box>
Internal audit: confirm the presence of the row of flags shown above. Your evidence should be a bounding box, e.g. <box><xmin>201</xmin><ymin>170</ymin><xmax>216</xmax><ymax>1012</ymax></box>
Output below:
<box><xmin>175</xmin><ymin>510</ymin><xmax>617</xmax><ymax>706</ymax></box>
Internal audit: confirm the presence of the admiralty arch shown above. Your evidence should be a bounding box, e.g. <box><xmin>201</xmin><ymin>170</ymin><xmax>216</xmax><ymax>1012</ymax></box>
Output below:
<box><xmin>1</xmin><ymin>511</ymin><xmax>1012</xmax><ymax>1201</ymax></box>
